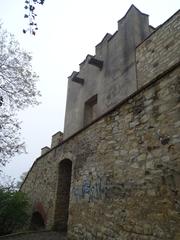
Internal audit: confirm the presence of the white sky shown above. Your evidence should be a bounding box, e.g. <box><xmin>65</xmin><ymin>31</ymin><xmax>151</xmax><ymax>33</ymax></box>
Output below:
<box><xmin>0</xmin><ymin>0</ymin><xmax>179</xmax><ymax>181</ymax></box>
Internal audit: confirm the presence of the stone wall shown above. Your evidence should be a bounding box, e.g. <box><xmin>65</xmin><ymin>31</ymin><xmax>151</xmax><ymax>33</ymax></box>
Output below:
<box><xmin>21</xmin><ymin>8</ymin><xmax>180</xmax><ymax>240</ymax></box>
<box><xmin>136</xmin><ymin>10</ymin><xmax>180</xmax><ymax>88</ymax></box>
<box><xmin>21</xmin><ymin>151</ymin><xmax>58</xmax><ymax>228</ymax></box>
<box><xmin>22</xmin><ymin>64</ymin><xmax>180</xmax><ymax>239</ymax></box>
<box><xmin>67</xmin><ymin>66</ymin><xmax>180</xmax><ymax>240</ymax></box>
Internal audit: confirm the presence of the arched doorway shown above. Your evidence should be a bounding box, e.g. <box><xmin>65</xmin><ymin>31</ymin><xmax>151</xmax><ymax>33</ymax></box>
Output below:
<box><xmin>30</xmin><ymin>211</ymin><xmax>45</xmax><ymax>230</ymax></box>
<box><xmin>54</xmin><ymin>159</ymin><xmax>72</xmax><ymax>232</ymax></box>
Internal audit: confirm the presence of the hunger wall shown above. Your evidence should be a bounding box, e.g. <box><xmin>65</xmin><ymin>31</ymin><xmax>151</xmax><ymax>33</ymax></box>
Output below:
<box><xmin>21</xmin><ymin>8</ymin><xmax>180</xmax><ymax>240</ymax></box>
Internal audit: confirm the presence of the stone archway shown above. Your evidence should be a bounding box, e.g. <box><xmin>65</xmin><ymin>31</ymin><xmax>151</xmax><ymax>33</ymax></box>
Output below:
<box><xmin>30</xmin><ymin>211</ymin><xmax>45</xmax><ymax>230</ymax></box>
<box><xmin>54</xmin><ymin>159</ymin><xmax>72</xmax><ymax>232</ymax></box>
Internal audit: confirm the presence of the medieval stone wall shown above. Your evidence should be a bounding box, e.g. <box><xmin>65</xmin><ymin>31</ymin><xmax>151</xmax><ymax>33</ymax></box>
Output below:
<box><xmin>21</xmin><ymin>63</ymin><xmax>180</xmax><ymax>239</ymax></box>
<box><xmin>21</xmin><ymin>151</ymin><xmax>58</xmax><ymax>228</ymax></box>
<box><xmin>21</xmin><ymin>8</ymin><xmax>180</xmax><ymax>240</ymax></box>
<box><xmin>136</xmin><ymin>10</ymin><xmax>180</xmax><ymax>88</ymax></box>
<box><xmin>67</xmin><ymin>66</ymin><xmax>180</xmax><ymax>240</ymax></box>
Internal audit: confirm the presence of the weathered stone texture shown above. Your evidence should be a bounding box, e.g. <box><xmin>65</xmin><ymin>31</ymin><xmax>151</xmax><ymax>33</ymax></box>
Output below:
<box><xmin>136</xmin><ymin>10</ymin><xmax>180</xmax><ymax>88</ymax></box>
<box><xmin>21</xmin><ymin>151</ymin><xmax>58</xmax><ymax>228</ymax></box>
<box><xmin>67</xmin><ymin>67</ymin><xmax>180</xmax><ymax>240</ymax></box>
<box><xmin>51</xmin><ymin>131</ymin><xmax>63</xmax><ymax>148</ymax></box>
<box><xmin>22</xmin><ymin>65</ymin><xmax>180</xmax><ymax>239</ymax></box>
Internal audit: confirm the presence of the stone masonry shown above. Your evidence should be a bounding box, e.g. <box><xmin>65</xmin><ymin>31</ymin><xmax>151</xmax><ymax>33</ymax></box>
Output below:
<box><xmin>20</xmin><ymin>6</ymin><xmax>180</xmax><ymax>240</ymax></box>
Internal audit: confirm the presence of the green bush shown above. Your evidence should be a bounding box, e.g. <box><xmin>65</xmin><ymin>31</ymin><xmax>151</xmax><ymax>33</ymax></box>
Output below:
<box><xmin>0</xmin><ymin>188</ymin><xmax>30</xmax><ymax>235</ymax></box>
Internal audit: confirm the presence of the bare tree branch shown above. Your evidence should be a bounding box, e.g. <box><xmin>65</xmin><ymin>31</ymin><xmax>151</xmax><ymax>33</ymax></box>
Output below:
<box><xmin>23</xmin><ymin>0</ymin><xmax>45</xmax><ymax>35</ymax></box>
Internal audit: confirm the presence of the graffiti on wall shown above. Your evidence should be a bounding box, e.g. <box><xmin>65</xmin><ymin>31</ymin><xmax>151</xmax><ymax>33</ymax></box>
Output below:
<box><xmin>71</xmin><ymin>168</ymin><xmax>180</xmax><ymax>203</ymax></box>
<box><xmin>71</xmin><ymin>171</ymin><xmax>144</xmax><ymax>203</ymax></box>
<box><xmin>72</xmin><ymin>173</ymin><xmax>108</xmax><ymax>202</ymax></box>
<box><xmin>71</xmin><ymin>171</ymin><xmax>120</xmax><ymax>202</ymax></box>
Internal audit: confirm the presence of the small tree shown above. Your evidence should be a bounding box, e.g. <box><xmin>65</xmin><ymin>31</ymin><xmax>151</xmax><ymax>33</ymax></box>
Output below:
<box><xmin>0</xmin><ymin>173</ymin><xmax>30</xmax><ymax>235</ymax></box>
<box><xmin>0</xmin><ymin>23</ymin><xmax>40</xmax><ymax>167</ymax></box>
<box><xmin>0</xmin><ymin>187</ymin><xmax>30</xmax><ymax>235</ymax></box>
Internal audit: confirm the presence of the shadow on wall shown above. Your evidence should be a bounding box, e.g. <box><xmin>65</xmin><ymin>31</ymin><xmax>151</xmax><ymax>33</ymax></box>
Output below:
<box><xmin>30</xmin><ymin>211</ymin><xmax>45</xmax><ymax>231</ymax></box>
<box><xmin>54</xmin><ymin>159</ymin><xmax>72</xmax><ymax>232</ymax></box>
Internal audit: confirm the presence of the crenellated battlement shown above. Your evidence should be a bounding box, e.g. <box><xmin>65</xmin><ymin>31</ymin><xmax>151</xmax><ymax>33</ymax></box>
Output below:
<box><xmin>63</xmin><ymin>5</ymin><xmax>153</xmax><ymax>139</ymax></box>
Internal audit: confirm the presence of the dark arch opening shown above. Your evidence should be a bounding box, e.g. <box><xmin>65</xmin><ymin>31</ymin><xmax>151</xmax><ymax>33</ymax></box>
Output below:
<box><xmin>54</xmin><ymin>159</ymin><xmax>72</xmax><ymax>232</ymax></box>
<box><xmin>30</xmin><ymin>211</ymin><xmax>45</xmax><ymax>231</ymax></box>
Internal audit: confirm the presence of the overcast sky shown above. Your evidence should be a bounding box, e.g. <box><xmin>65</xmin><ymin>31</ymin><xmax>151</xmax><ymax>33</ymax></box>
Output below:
<box><xmin>0</xmin><ymin>0</ymin><xmax>179</xmax><ymax>181</ymax></box>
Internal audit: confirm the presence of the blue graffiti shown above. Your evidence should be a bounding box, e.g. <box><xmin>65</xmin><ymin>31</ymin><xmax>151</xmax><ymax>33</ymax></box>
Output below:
<box><xmin>72</xmin><ymin>174</ymin><xmax>108</xmax><ymax>202</ymax></box>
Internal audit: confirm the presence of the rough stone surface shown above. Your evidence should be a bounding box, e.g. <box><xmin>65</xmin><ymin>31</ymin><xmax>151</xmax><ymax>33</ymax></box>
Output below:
<box><xmin>136</xmin><ymin>10</ymin><xmax>180</xmax><ymax>88</ymax></box>
<box><xmin>20</xmin><ymin>6</ymin><xmax>180</xmax><ymax>240</ymax></box>
<box><xmin>22</xmin><ymin>65</ymin><xmax>180</xmax><ymax>239</ymax></box>
<box><xmin>51</xmin><ymin>131</ymin><xmax>63</xmax><ymax>148</ymax></box>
